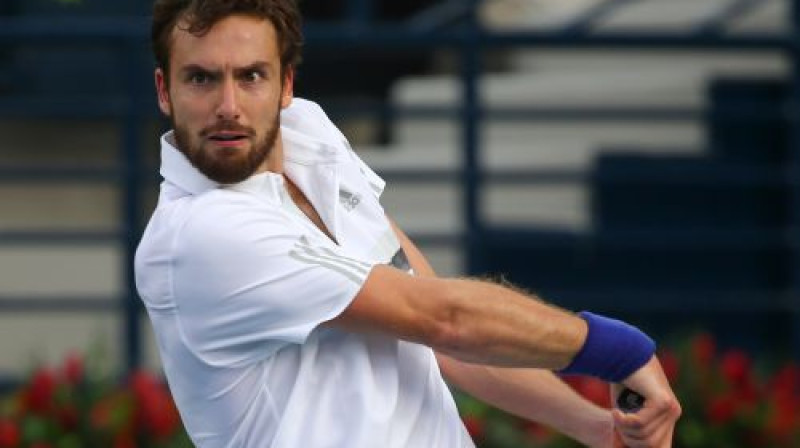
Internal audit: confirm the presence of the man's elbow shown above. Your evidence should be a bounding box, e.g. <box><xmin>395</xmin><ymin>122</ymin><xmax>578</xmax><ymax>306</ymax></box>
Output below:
<box><xmin>423</xmin><ymin>283</ymin><xmax>473</xmax><ymax>358</ymax></box>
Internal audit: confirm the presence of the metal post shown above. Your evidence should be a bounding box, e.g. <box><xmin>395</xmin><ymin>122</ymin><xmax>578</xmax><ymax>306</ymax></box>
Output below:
<box><xmin>462</xmin><ymin>0</ymin><xmax>482</xmax><ymax>274</ymax></box>
<box><xmin>121</xmin><ymin>40</ymin><xmax>144</xmax><ymax>373</ymax></box>
<box><xmin>791</xmin><ymin>0</ymin><xmax>800</xmax><ymax>361</ymax></box>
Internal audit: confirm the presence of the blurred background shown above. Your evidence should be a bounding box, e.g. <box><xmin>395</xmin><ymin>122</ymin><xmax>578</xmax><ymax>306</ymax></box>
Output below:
<box><xmin>0</xmin><ymin>0</ymin><xmax>796</xmax><ymax>445</ymax></box>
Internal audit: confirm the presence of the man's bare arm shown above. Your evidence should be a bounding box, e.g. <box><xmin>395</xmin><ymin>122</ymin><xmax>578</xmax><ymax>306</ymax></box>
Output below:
<box><xmin>329</xmin><ymin>254</ymin><xmax>588</xmax><ymax>370</ymax></box>
<box><xmin>385</xmin><ymin>217</ymin><xmax>680</xmax><ymax>448</ymax></box>
<box><xmin>386</xmin><ymin>218</ymin><xmax>616</xmax><ymax>447</ymax></box>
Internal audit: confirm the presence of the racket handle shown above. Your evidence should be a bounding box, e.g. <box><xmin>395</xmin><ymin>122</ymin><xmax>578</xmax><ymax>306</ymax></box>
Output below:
<box><xmin>617</xmin><ymin>388</ymin><xmax>645</xmax><ymax>413</ymax></box>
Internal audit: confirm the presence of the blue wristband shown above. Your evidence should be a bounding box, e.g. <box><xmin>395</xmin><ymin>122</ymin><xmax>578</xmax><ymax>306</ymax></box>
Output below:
<box><xmin>558</xmin><ymin>311</ymin><xmax>655</xmax><ymax>383</ymax></box>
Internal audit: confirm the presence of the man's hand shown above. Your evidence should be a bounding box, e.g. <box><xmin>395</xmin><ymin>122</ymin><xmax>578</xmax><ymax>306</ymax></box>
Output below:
<box><xmin>611</xmin><ymin>356</ymin><xmax>681</xmax><ymax>447</ymax></box>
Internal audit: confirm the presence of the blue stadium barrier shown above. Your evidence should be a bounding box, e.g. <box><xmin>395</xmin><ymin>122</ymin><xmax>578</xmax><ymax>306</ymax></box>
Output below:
<box><xmin>0</xmin><ymin>0</ymin><xmax>797</xmax><ymax>373</ymax></box>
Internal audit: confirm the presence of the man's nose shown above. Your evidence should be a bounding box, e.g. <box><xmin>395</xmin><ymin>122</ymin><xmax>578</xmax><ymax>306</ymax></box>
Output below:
<box><xmin>215</xmin><ymin>78</ymin><xmax>240</xmax><ymax>120</ymax></box>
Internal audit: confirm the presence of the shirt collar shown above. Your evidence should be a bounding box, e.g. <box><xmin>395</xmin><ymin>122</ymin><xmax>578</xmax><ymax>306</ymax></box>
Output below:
<box><xmin>159</xmin><ymin>131</ymin><xmax>218</xmax><ymax>196</ymax></box>
<box><xmin>280</xmin><ymin>98</ymin><xmax>342</xmax><ymax>166</ymax></box>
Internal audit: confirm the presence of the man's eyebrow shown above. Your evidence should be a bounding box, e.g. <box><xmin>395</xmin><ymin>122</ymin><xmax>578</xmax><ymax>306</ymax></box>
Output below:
<box><xmin>177</xmin><ymin>62</ymin><xmax>273</xmax><ymax>76</ymax></box>
<box><xmin>179</xmin><ymin>64</ymin><xmax>221</xmax><ymax>76</ymax></box>
<box><xmin>234</xmin><ymin>61</ymin><xmax>271</xmax><ymax>74</ymax></box>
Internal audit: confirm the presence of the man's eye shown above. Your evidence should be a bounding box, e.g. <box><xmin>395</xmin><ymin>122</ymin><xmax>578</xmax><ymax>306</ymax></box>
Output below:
<box><xmin>243</xmin><ymin>71</ymin><xmax>264</xmax><ymax>83</ymax></box>
<box><xmin>188</xmin><ymin>72</ymin><xmax>210</xmax><ymax>84</ymax></box>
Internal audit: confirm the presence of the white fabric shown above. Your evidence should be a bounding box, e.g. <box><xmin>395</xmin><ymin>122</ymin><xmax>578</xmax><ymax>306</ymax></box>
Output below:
<box><xmin>135</xmin><ymin>99</ymin><xmax>474</xmax><ymax>448</ymax></box>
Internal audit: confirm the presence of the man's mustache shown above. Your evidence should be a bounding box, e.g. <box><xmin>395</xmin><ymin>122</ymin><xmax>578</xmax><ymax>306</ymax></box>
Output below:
<box><xmin>200</xmin><ymin>121</ymin><xmax>255</xmax><ymax>137</ymax></box>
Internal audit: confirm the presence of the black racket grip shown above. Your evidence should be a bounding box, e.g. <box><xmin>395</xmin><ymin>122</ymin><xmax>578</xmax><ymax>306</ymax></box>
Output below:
<box><xmin>617</xmin><ymin>388</ymin><xmax>645</xmax><ymax>413</ymax></box>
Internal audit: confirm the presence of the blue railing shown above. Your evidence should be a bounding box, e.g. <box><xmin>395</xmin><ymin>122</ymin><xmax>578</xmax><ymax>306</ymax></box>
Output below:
<box><xmin>0</xmin><ymin>0</ymin><xmax>796</xmax><ymax>372</ymax></box>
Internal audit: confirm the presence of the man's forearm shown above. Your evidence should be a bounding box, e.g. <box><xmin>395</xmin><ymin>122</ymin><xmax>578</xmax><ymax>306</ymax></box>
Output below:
<box><xmin>390</xmin><ymin>220</ymin><xmax>585</xmax><ymax>368</ymax></box>
<box><xmin>430</xmin><ymin>276</ymin><xmax>588</xmax><ymax>370</ymax></box>
<box><xmin>437</xmin><ymin>353</ymin><xmax>612</xmax><ymax>448</ymax></box>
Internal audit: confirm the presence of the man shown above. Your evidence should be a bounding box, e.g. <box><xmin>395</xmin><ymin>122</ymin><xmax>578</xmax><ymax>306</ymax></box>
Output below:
<box><xmin>135</xmin><ymin>1</ymin><xmax>681</xmax><ymax>447</ymax></box>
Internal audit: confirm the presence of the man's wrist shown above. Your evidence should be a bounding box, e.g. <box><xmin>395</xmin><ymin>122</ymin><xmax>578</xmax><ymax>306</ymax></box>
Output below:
<box><xmin>568</xmin><ymin>406</ymin><xmax>615</xmax><ymax>448</ymax></box>
<box><xmin>557</xmin><ymin>311</ymin><xmax>655</xmax><ymax>383</ymax></box>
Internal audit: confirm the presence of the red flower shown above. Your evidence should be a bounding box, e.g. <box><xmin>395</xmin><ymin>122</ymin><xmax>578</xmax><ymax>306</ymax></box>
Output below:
<box><xmin>769</xmin><ymin>363</ymin><xmax>800</xmax><ymax>398</ymax></box>
<box><xmin>129</xmin><ymin>371</ymin><xmax>158</xmax><ymax>397</ymax></box>
<box><xmin>89</xmin><ymin>398</ymin><xmax>113</xmax><ymax>432</ymax></box>
<box><xmin>721</xmin><ymin>349</ymin><xmax>752</xmax><ymax>387</ymax></box>
<box><xmin>25</xmin><ymin>368</ymin><xmax>57</xmax><ymax>415</ymax></box>
<box><xmin>767</xmin><ymin>398</ymin><xmax>799</xmax><ymax>442</ymax></box>
<box><xmin>582</xmin><ymin>378</ymin><xmax>611</xmax><ymax>408</ymax></box>
<box><xmin>0</xmin><ymin>418</ymin><xmax>19</xmax><ymax>448</ymax></box>
<box><xmin>658</xmin><ymin>348</ymin><xmax>680</xmax><ymax>384</ymax></box>
<box><xmin>566</xmin><ymin>377</ymin><xmax>611</xmax><ymax>408</ymax></box>
<box><xmin>718</xmin><ymin>349</ymin><xmax>761</xmax><ymax>410</ymax></box>
<box><xmin>60</xmin><ymin>352</ymin><xmax>84</xmax><ymax>386</ymax></box>
<box><xmin>90</xmin><ymin>393</ymin><xmax>132</xmax><ymax>433</ymax></box>
<box><xmin>707</xmin><ymin>395</ymin><xmax>738</xmax><ymax>425</ymax></box>
<box><xmin>525</xmin><ymin>422</ymin><xmax>555</xmax><ymax>443</ymax></box>
<box><xmin>141</xmin><ymin>392</ymin><xmax>180</xmax><ymax>439</ymax></box>
<box><xmin>112</xmin><ymin>433</ymin><xmax>136</xmax><ymax>448</ymax></box>
<box><xmin>462</xmin><ymin>415</ymin><xmax>485</xmax><ymax>441</ymax></box>
<box><xmin>57</xmin><ymin>404</ymin><xmax>80</xmax><ymax>431</ymax></box>
<box><xmin>129</xmin><ymin>371</ymin><xmax>180</xmax><ymax>439</ymax></box>
<box><xmin>737</xmin><ymin>380</ymin><xmax>759</xmax><ymax>407</ymax></box>
<box><xmin>691</xmin><ymin>333</ymin><xmax>715</xmax><ymax>366</ymax></box>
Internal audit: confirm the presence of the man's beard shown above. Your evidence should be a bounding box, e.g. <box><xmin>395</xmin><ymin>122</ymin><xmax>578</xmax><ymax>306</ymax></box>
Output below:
<box><xmin>172</xmin><ymin>111</ymin><xmax>281</xmax><ymax>184</ymax></box>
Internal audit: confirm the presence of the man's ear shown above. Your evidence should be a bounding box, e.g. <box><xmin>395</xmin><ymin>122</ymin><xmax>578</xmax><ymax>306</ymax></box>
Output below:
<box><xmin>155</xmin><ymin>68</ymin><xmax>172</xmax><ymax>116</ymax></box>
<box><xmin>281</xmin><ymin>66</ymin><xmax>295</xmax><ymax>109</ymax></box>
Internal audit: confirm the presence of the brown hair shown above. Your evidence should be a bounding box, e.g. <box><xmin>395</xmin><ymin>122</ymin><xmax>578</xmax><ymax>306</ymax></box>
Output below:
<box><xmin>151</xmin><ymin>0</ymin><xmax>303</xmax><ymax>78</ymax></box>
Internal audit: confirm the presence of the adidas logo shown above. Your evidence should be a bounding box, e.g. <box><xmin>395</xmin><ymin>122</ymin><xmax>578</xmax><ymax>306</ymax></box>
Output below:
<box><xmin>339</xmin><ymin>188</ymin><xmax>361</xmax><ymax>211</ymax></box>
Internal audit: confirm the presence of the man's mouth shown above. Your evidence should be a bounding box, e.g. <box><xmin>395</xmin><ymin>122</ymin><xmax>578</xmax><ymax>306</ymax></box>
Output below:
<box><xmin>208</xmin><ymin>132</ymin><xmax>248</xmax><ymax>142</ymax></box>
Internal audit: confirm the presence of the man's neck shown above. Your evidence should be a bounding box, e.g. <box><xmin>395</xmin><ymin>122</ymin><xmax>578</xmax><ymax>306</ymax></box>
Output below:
<box><xmin>256</xmin><ymin>130</ymin><xmax>286</xmax><ymax>175</ymax></box>
<box><xmin>284</xmin><ymin>175</ymin><xmax>337</xmax><ymax>244</ymax></box>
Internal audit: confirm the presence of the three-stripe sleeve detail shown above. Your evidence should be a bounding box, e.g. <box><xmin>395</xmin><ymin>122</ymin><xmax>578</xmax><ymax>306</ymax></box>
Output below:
<box><xmin>288</xmin><ymin>236</ymin><xmax>371</xmax><ymax>284</ymax></box>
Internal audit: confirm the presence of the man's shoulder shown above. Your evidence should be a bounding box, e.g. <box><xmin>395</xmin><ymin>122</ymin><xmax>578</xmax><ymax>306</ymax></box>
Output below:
<box><xmin>143</xmin><ymin>187</ymin><xmax>290</xmax><ymax>251</ymax></box>
<box><xmin>191</xmin><ymin>186</ymin><xmax>266</xmax><ymax>208</ymax></box>
<box><xmin>181</xmin><ymin>188</ymin><xmax>287</xmax><ymax>234</ymax></box>
<box><xmin>155</xmin><ymin>187</ymin><xmax>269</xmax><ymax>223</ymax></box>
<box><xmin>284</xmin><ymin>97</ymin><xmax>327</xmax><ymax>120</ymax></box>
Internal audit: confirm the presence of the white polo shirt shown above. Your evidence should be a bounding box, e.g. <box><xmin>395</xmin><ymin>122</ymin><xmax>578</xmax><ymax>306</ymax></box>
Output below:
<box><xmin>134</xmin><ymin>99</ymin><xmax>474</xmax><ymax>448</ymax></box>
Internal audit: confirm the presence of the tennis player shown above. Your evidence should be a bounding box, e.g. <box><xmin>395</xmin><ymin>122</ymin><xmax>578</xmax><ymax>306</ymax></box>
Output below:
<box><xmin>135</xmin><ymin>1</ymin><xmax>681</xmax><ymax>447</ymax></box>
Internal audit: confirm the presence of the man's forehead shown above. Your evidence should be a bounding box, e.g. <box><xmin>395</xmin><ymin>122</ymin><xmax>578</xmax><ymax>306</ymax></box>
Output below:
<box><xmin>171</xmin><ymin>16</ymin><xmax>277</xmax><ymax>51</ymax></box>
<box><xmin>168</xmin><ymin>15</ymin><xmax>280</xmax><ymax>67</ymax></box>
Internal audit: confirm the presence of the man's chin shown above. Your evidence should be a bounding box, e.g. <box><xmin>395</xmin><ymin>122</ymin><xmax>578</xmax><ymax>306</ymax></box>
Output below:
<box><xmin>194</xmin><ymin>155</ymin><xmax>254</xmax><ymax>184</ymax></box>
<box><xmin>205</xmin><ymin>141</ymin><xmax>251</xmax><ymax>153</ymax></box>
<box><xmin>201</xmin><ymin>165</ymin><xmax>255</xmax><ymax>184</ymax></box>
<box><xmin>200</xmin><ymin>140</ymin><xmax>250</xmax><ymax>156</ymax></box>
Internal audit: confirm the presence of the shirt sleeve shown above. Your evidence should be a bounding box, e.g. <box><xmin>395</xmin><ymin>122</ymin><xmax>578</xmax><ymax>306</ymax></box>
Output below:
<box><xmin>171</xmin><ymin>191</ymin><xmax>375</xmax><ymax>367</ymax></box>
